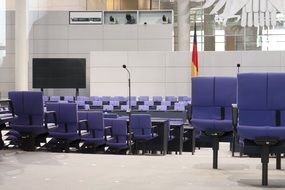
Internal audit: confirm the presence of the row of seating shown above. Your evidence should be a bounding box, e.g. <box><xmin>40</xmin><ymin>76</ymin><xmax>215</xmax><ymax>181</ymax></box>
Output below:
<box><xmin>45</xmin><ymin>95</ymin><xmax>191</xmax><ymax>103</ymax></box>
<box><xmin>2</xmin><ymin>91</ymin><xmax>181</xmax><ymax>154</ymax></box>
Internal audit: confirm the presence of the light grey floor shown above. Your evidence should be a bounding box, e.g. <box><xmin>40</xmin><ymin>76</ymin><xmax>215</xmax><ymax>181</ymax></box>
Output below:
<box><xmin>0</xmin><ymin>143</ymin><xmax>284</xmax><ymax>190</ymax></box>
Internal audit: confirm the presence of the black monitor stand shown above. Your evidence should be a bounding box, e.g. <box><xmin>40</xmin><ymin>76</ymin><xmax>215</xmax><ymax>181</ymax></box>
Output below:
<box><xmin>76</xmin><ymin>88</ymin><xmax>79</xmax><ymax>97</ymax></box>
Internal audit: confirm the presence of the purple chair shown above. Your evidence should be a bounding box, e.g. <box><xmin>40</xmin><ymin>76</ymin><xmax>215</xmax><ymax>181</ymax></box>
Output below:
<box><xmin>109</xmin><ymin>101</ymin><xmax>120</xmax><ymax>109</ymax></box>
<box><xmin>90</xmin><ymin>96</ymin><xmax>100</xmax><ymax>101</ymax></box>
<box><xmin>165</xmin><ymin>96</ymin><xmax>177</xmax><ymax>105</ymax></box>
<box><xmin>80</xmin><ymin>112</ymin><xmax>106</xmax><ymax>151</ymax></box>
<box><xmin>106</xmin><ymin>119</ymin><xmax>131</xmax><ymax>153</ymax></box>
<box><xmin>174</xmin><ymin>102</ymin><xmax>186</xmax><ymax>111</ymax></box>
<box><xmin>50</xmin><ymin>96</ymin><xmax>60</xmax><ymax>102</ymax></box>
<box><xmin>91</xmin><ymin>101</ymin><xmax>103</xmax><ymax>109</ymax></box>
<box><xmin>8</xmin><ymin>91</ymin><xmax>51</xmax><ymax>151</ymax></box>
<box><xmin>138</xmin><ymin>105</ymin><xmax>149</xmax><ymax>111</ymax></box>
<box><xmin>190</xmin><ymin>76</ymin><xmax>237</xmax><ymax>169</ymax></box>
<box><xmin>153</xmin><ymin>96</ymin><xmax>163</xmax><ymax>105</ymax></box>
<box><xmin>102</xmin><ymin>96</ymin><xmax>111</xmax><ymax>105</ymax></box>
<box><xmin>77</xmin><ymin>96</ymin><xmax>89</xmax><ymax>102</ymax></box>
<box><xmin>234</xmin><ymin>73</ymin><xmax>285</xmax><ymax>185</ymax></box>
<box><xmin>103</xmin><ymin>105</ymin><xmax>114</xmax><ymax>111</ymax></box>
<box><xmin>75</xmin><ymin>100</ymin><xmax>89</xmax><ymax>110</ymax></box>
<box><xmin>47</xmin><ymin>103</ymin><xmax>81</xmax><ymax>152</ymax></box>
<box><xmin>156</xmin><ymin>105</ymin><xmax>167</xmax><ymax>111</ymax></box>
<box><xmin>178</xmin><ymin>96</ymin><xmax>191</xmax><ymax>102</ymax></box>
<box><xmin>64</xmin><ymin>96</ymin><xmax>74</xmax><ymax>102</ymax></box>
<box><xmin>120</xmin><ymin>105</ymin><xmax>129</xmax><ymax>111</ymax></box>
<box><xmin>138</xmin><ymin>96</ymin><xmax>149</xmax><ymax>101</ymax></box>
<box><xmin>131</xmin><ymin>114</ymin><xmax>157</xmax><ymax>154</ymax></box>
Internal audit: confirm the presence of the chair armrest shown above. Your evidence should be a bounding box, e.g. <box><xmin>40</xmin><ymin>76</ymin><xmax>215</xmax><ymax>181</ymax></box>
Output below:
<box><xmin>186</xmin><ymin>104</ymin><xmax>192</xmax><ymax>122</ymax></box>
<box><xmin>44</xmin><ymin>110</ymin><xmax>57</xmax><ymax>129</ymax></box>
<box><xmin>78</xmin><ymin>119</ymin><xmax>88</xmax><ymax>136</ymax></box>
<box><xmin>231</xmin><ymin>104</ymin><xmax>238</xmax><ymax>132</ymax></box>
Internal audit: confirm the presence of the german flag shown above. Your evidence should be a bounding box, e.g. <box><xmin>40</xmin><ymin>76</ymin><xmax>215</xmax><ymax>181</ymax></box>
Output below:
<box><xmin>191</xmin><ymin>22</ymin><xmax>198</xmax><ymax>77</ymax></box>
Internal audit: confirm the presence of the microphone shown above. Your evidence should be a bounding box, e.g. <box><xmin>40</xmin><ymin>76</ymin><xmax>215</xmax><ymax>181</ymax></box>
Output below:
<box><xmin>237</xmin><ymin>64</ymin><xmax>241</xmax><ymax>73</ymax></box>
<box><xmin>122</xmin><ymin>64</ymin><xmax>126</xmax><ymax>68</ymax></box>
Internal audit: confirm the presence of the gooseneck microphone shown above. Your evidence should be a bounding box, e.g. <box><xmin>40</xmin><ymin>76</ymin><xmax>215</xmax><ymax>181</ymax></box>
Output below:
<box><xmin>237</xmin><ymin>64</ymin><xmax>241</xmax><ymax>74</ymax></box>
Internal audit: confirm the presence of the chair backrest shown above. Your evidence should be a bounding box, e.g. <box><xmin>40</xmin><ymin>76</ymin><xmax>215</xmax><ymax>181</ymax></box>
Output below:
<box><xmin>92</xmin><ymin>101</ymin><xmax>103</xmax><ymax>106</ymax></box>
<box><xmin>238</xmin><ymin>73</ymin><xmax>285</xmax><ymax>126</ymax></box>
<box><xmin>161</xmin><ymin>101</ymin><xmax>171</xmax><ymax>106</ymax></box>
<box><xmin>103</xmin><ymin>105</ymin><xmax>114</xmax><ymax>111</ymax></box>
<box><xmin>46</xmin><ymin>103</ymin><xmax>78</xmax><ymax>132</ymax></box>
<box><xmin>165</xmin><ymin>96</ymin><xmax>177</xmax><ymax>102</ymax></box>
<box><xmin>153</xmin><ymin>96</ymin><xmax>163</xmax><ymax>102</ymax></box>
<box><xmin>156</xmin><ymin>105</ymin><xmax>167</xmax><ymax>111</ymax></box>
<box><xmin>138</xmin><ymin>105</ymin><xmax>149</xmax><ymax>111</ymax></box>
<box><xmin>138</xmin><ymin>96</ymin><xmax>149</xmax><ymax>101</ymax></box>
<box><xmin>191</xmin><ymin>76</ymin><xmax>237</xmax><ymax>120</ymax></box>
<box><xmin>178</xmin><ymin>96</ymin><xmax>191</xmax><ymax>102</ymax></box>
<box><xmin>50</xmin><ymin>96</ymin><xmax>60</xmax><ymax>102</ymax></box>
<box><xmin>64</xmin><ymin>96</ymin><xmax>74</xmax><ymax>102</ymax></box>
<box><xmin>104</xmin><ymin>113</ymin><xmax>118</xmax><ymax>118</ymax></box>
<box><xmin>90</xmin><ymin>96</ymin><xmax>100</xmax><ymax>101</ymax></box>
<box><xmin>109</xmin><ymin>101</ymin><xmax>120</xmax><ymax>106</ymax></box>
<box><xmin>76</xmin><ymin>96</ymin><xmax>89</xmax><ymax>101</ymax></box>
<box><xmin>9</xmin><ymin>91</ymin><xmax>44</xmax><ymax>125</ymax></box>
<box><xmin>144</xmin><ymin>101</ymin><xmax>154</xmax><ymax>106</ymax></box>
<box><xmin>87</xmin><ymin>112</ymin><xmax>104</xmax><ymax>138</ymax></box>
<box><xmin>120</xmin><ymin>105</ymin><xmax>129</xmax><ymax>111</ymax></box>
<box><xmin>102</xmin><ymin>96</ymin><xmax>111</xmax><ymax>102</ymax></box>
<box><xmin>130</xmin><ymin>114</ymin><xmax>152</xmax><ymax>136</ymax></box>
<box><xmin>174</xmin><ymin>102</ymin><xmax>186</xmax><ymax>111</ymax></box>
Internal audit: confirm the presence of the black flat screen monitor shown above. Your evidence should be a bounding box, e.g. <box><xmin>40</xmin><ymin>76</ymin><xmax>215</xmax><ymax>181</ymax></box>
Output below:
<box><xmin>33</xmin><ymin>58</ymin><xmax>86</xmax><ymax>89</ymax></box>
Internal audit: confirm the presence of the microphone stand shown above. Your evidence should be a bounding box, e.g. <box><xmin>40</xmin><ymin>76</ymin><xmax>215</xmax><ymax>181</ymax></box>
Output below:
<box><xmin>237</xmin><ymin>64</ymin><xmax>240</xmax><ymax>74</ymax></box>
<box><xmin>123</xmin><ymin>65</ymin><xmax>132</xmax><ymax>154</ymax></box>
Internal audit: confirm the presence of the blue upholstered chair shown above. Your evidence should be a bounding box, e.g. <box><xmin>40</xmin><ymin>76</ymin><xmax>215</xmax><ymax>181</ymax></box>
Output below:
<box><xmin>130</xmin><ymin>114</ymin><xmax>157</xmax><ymax>154</ymax></box>
<box><xmin>189</xmin><ymin>76</ymin><xmax>237</xmax><ymax>169</ymax></box>
<box><xmin>233</xmin><ymin>73</ymin><xmax>285</xmax><ymax>185</ymax></box>
<box><xmin>178</xmin><ymin>96</ymin><xmax>191</xmax><ymax>102</ymax></box>
<box><xmin>174</xmin><ymin>102</ymin><xmax>186</xmax><ymax>111</ymax></box>
<box><xmin>64</xmin><ymin>96</ymin><xmax>74</xmax><ymax>102</ymax></box>
<box><xmin>76</xmin><ymin>96</ymin><xmax>89</xmax><ymax>102</ymax></box>
<box><xmin>90</xmin><ymin>96</ymin><xmax>100</xmax><ymax>101</ymax></box>
<box><xmin>165</xmin><ymin>96</ymin><xmax>177</xmax><ymax>105</ymax></box>
<box><xmin>138</xmin><ymin>105</ymin><xmax>149</xmax><ymax>111</ymax></box>
<box><xmin>106</xmin><ymin>119</ymin><xmax>131</xmax><ymax>153</ymax></box>
<box><xmin>103</xmin><ymin>105</ymin><xmax>114</xmax><ymax>111</ymax></box>
<box><xmin>138</xmin><ymin>96</ymin><xmax>149</xmax><ymax>102</ymax></box>
<box><xmin>91</xmin><ymin>101</ymin><xmax>103</xmax><ymax>109</ymax></box>
<box><xmin>156</xmin><ymin>105</ymin><xmax>167</xmax><ymax>111</ymax></box>
<box><xmin>46</xmin><ymin>103</ymin><xmax>82</xmax><ymax>152</ymax></box>
<box><xmin>153</xmin><ymin>96</ymin><xmax>163</xmax><ymax>105</ymax></box>
<box><xmin>8</xmin><ymin>91</ymin><xmax>52</xmax><ymax>150</ymax></box>
<box><xmin>50</xmin><ymin>96</ymin><xmax>60</xmax><ymax>102</ymax></box>
<box><xmin>79</xmin><ymin>112</ymin><xmax>106</xmax><ymax>152</ymax></box>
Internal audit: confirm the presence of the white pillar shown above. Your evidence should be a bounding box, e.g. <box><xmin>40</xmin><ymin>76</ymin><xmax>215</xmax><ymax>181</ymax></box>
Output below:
<box><xmin>177</xmin><ymin>0</ymin><xmax>190</xmax><ymax>51</ymax></box>
<box><xmin>15</xmin><ymin>0</ymin><xmax>29</xmax><ymax>90</ymax></box>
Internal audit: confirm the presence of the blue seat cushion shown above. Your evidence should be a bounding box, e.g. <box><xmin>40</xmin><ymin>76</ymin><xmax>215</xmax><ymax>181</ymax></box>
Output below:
<box><xmin>81</xmin><ymin>133</ymin><xmax>105</xmax><ymax>145</ymax></box>
<box><xmin>191</xmin><ymin>119</ymin><xmax>232</xmax><ymax>133</ymax></box>
<box><xmin>49</xmin><ymin>132</ymin><xmax>80</xmax><ymax>141</ymax></box>
<box><xmin>11</xmin><ymin>125</ymin><xmax>48</xmax><ymax>136</ymax></box>
<box><xmin>238</xmin><ymin>125</ymin><xmax>285</xmax><ymax>140</ymax></box>
<box><xmin>133</xmin><ymin>133</ymin><xmax>158</xmax><ymax>140</ymax></box>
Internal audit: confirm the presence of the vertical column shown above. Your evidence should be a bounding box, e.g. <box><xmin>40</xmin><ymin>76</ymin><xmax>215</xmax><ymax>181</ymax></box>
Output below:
<box><xmin>177</xmin><ymin>0</ymin><xmax>190</xmax><ymax>51</ymax></box>
<box><xmin>15</xmin><ymin>0</ymin><xmax>29</xmax><ymax>90</ymax></box>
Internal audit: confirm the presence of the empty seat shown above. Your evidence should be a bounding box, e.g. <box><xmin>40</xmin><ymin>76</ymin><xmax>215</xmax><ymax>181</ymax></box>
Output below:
<box><xmin>190</xmin><ymin>76</ymin><xmax>237</xmax><ymax>169</ymax></box>
<box><xmin>76</xmin><ymin>96</ymin><xmax>89</xmax><ymax>102</ymax></box>
<box><xmin>64</xmin><ymin>96</ymin><xmax>74</xmax><ymax>102</ymax></box>
<box><xmin>90</xmin><ymin>96</ymin><xmax>100</xmax><ymax>101</ymax></box>
<box><xmin>103</xmin><ymin>105</ymin><xmax>114</xmax><ymax>111</ymax></box>
<box><xmin>174</xmin><ymin>102</ymin><xmax>186</xmax><ymax>111</ymax></box>
<box><xmin>50</xmin><ymin>96</ymin><xmax>60</xmax><ymax>102</ymax></box>
<box><xmin>165</xmin><ymin>96</ymin><xmax>177</xmax><ymax>103</ymax></box>
<box><xmin>234</xmin><ymin>73</ymin><xmax>285</xmax><ymax>185</ymax></box>
<box><xmin>178</xmin><ymin>96</ymin><xmax>191</xmax><ymax>102</ymax></box>
<box><xmin>8</xmin><ymin>91</ymin><xmax>52</xmax><ymax>151</ymax></box>
<box><xmin>138</xmin><ymin>105</ymin><xmax>149</xmax><ymax>111</ymax></box>
<box><xmin>153</xmin><ymin>96</ymin><xmax>163</xmax><ymax>102</ymax></box>
<box><xmin>138</xmin><ymin>96</ymin><xmax>149</xmax><ymax>101</ymax></box>
<box><xmin>156</xmin><ymin>105</ymin><xmax>167</xmax><ymax>111</ymax></box>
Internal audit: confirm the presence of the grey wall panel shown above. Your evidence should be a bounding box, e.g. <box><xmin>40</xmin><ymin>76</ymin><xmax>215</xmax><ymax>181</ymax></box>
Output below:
<box><xmin>1</xmin><ymin>54</ymin><xmax>15</xmax><ymax>68</ymax></box>
<box><xmin>103</xmin><ymin>40</ymin><xmax>138</xmax><ymax>51</ymax></box>
<box><xmin>138</xmin><ymin>25</ymin><xmax>173</xmax><ymax>39</ymax></box>
<box><xmin>68</xmin><ymin>40</ymin><xmax>103</xmax><ymax>54</ymax></box>
<box><xmin>35</xmin><ymin>11</ymin><xmax>69</xmax><ymax>25</ymax></box>
<box><xmin>103</xmin><ymin>25</ymin><xmax>138</xmax><ymax>40</ymax></box>
<box><xmin>68</xmin><ymin>25</ymin><xmax>103</xmax><ymax>40</ymax></box>
<box><xmin>138</xmin><ymin>39</ymin><xmax>172</xmax><ymax>51</ymax></box>
<box><xmin>6</xmin><ymin>40</ymin><xmax>15</xmax><ymax>54</ymax></box>
<box><xmin>33</xmin><ymin>25</ymin><xmax>68</xmax><ymax>40</ymax></box>
<box><xmin>33</xmin><ymin>40</ymin><xmax>69</xmax><ymax>54</ymax></box>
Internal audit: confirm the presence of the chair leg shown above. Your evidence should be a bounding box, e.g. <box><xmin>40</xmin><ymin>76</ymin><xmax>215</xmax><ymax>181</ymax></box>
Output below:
<box><xmin>212</xmin><ymin>136</ymin><xmax>219</xmax><ymax>169</ymax></box>
<box><xmin>232</xmin><ymin>135</ymin><xmax>235</xmax><ymax>157</ymax></box>
<box><xmin>276</xmin><ymin>153</ymin><xmax>281</xmax><ymax>170</ymax></box>
<box><xmin>261</xmin><ymin>145</ymin><xmax>270</xmax><ymax>186</ymax></box>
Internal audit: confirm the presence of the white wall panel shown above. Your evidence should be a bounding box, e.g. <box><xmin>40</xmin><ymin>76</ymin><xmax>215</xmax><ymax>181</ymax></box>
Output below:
<box><xmin>68</xmin><ymin>40</ymin><xmax>103</xmax><ymax>54</ymax></box>
<box><xmin>103</xmin><ymin>40</ymin><xmax>138</xmax><ymax>51</ymax></box>
<box><xmin>241</xmin><ymin>51</ymin><xmax>281</xmax><ymax>67</ymax></box>
<box><xmin>90</xmin><ymin>52</ymin><xmax>127</xmax><ymax>67</ymax></box>
<box><xmin>1</xmin><ymin>54</ymin><xmax>15</xmax><ymax>68</ymax></box>
<box><xmin>200</xmin><ymin>51</ymin><xmax>242</xmax><ymax>67</ymax></box>
<box><xmin>165</xmin><ymin>51</ymin><xmax>190</xmax><ymax>67</ymax></box>
<box><xmin>165</xmin><ymin>83</ymin><xmax>191</xmax><ymax>96</ymax></box>
<box><xmin>90</xmin><ymin>68</ymin><xmax>126</xmax><ymax>83</ymax></box>
<box><xmin>165</xmin><ymin>67</ymin><xmax>190</xmax><ymax>83</ymax></box>
<box><xmin>103</xmin><ymin>25</ymin><xmax>138</xmax><ymax>40</ymax></box>
<box><xmin>138</xmin><ymin>39</ymin><xmax>172</xmax><ymax>51</ymax></box>
<box><xmin>131</xmin><ymin>83</ymin><xmax>165</xmax><ymax>96</ymax></box>
<box><xmin>33</xmin><ymin>40</ymin><xmax>68</xmax><ymax>54</ymax></box>
<box><xmin>0</xmin><ymin>68</ymin><xmax>15</xmax><ymax>82</ymax></box>
<box><xmin>90</xmin><ymin>83</ymin><xmax>128</xmax><ymax>96</ymax></box>
<box><xmin>33</xmin><ymin>25</ymin><xmax>68</xmax><ymax>39</ymax></box>
<box><xmin>131</xmin><ymin>68</ymin><xmax>165</xmax><ymax>83</ymax></box>
<box><xmin>128</xmin><ymin>52</ymin><xmax>165</xmax><ymax>67</ymax></box>
<box><xmin>68</xmin><ymin>25</ymin><xmax>103</xmax><ymax>40</ymax></box>
<box><xmin>138</xmin><ymin>25</ymin><xmax>173</xmax><ymax>39</ymax></box>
